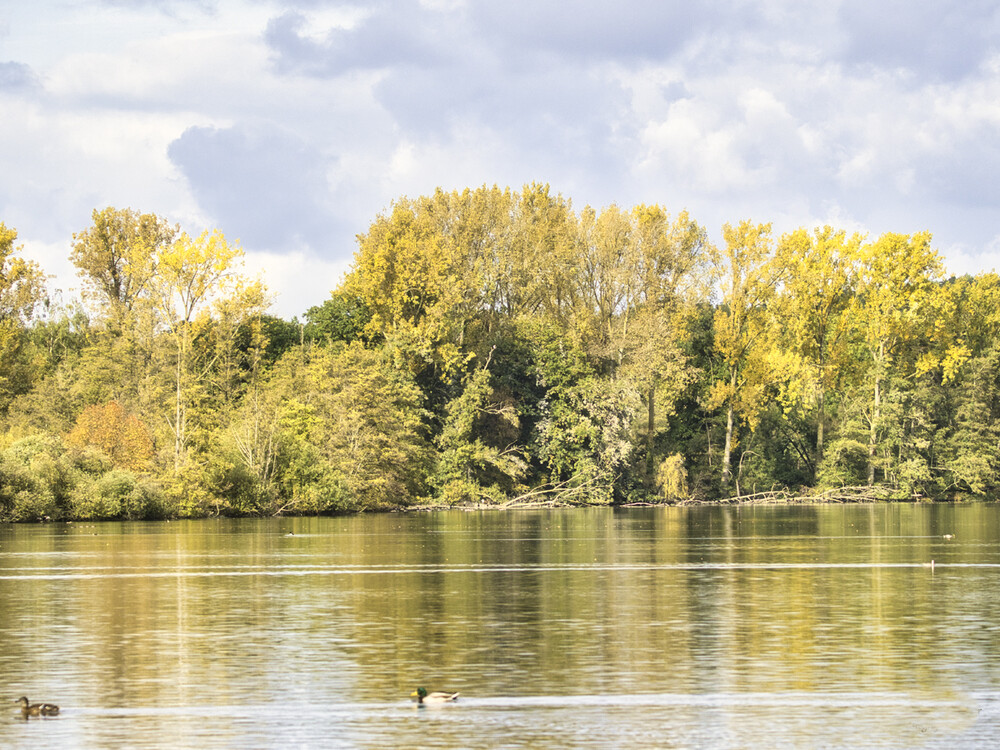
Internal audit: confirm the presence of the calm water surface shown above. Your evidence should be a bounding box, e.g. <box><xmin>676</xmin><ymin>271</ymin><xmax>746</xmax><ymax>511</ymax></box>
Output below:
<box><xmin>2</xmin><ymin>503</ymin><xmax>1000</xmax><ymax>748</ymax></box>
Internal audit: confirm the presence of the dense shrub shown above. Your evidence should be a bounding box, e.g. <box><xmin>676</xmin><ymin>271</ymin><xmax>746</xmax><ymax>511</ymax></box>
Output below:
<box><xmin>70</xmin><ymin>470</ymin><xmax>167</xmax><ymax>520</ymax></box>
<box><xmin>0</xmin><ymin>452</ymin><xmax>58</xmax><ymax>521</ymax></box>
<box><xmin>816</xmin><ymin>439</ymin><xmax>869</xmax><ymax>487</ymax></box>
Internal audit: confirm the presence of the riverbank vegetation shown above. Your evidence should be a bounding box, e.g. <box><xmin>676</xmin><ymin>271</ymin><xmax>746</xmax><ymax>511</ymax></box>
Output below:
<box><xmin>2</xmin><ymin>186</ymin><xmax>998</xmax><ymax>521</ymax></box>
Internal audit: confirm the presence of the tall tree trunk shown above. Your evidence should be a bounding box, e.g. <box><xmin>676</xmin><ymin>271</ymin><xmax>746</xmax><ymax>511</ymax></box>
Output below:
<box><xmin>646</xmin><ymin>379</ymin><xmax>656</xmax><ymax>487</ymax></box>
<box><xmin>721</xmin><ymin>367</ymin><xmax>738</xmax><ymax>493</ymax></box>
<box><xmin>173</xmin><ymin>333</ymin><xmax>187</xmax><ymax>474</ymax></box>
<box><xmin>868</xmin><ymin>349</ymin><xmax>882</xmax><ymax>486</ymax></box>
<box><xmin>813</xmin><ymin>381</ymin><xmax>826</xmax><ymax>488</ymax></box>
<box><xmin>815</xmin><ymin>351</ymin><xmax>827</xmax><ymax>467</ymax></box>
<box><xmin>722</xmin><ymin>402</ymin><xmax>735</xmax><ymax>493</ymax></box>
<box><xmin>816</xmin><ymin>383</ymin><xmax>825</xmax><ymax>469</ymax></box>
<box><xmin>174</xmin><ymin>349</ymin><xmax>183</xmax><ymax>474</ymax></box>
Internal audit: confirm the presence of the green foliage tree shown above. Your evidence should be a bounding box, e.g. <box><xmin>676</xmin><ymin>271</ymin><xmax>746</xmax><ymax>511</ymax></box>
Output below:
<box><xmin>527</xmin><ymin>325</ymin><xmax>640</xmax><ymax>502</ymax></box>
<box><xmin>433</xmin><ymin>362</ymin><xmax>526</xmax><ymax>504</ymax></box>
<box><xmin>226</xmin><ymin>344</ymin><xmax>433</xmax><ymax>513</ymax></box>
<box><xmin>305</xmin><ymin>291</ymin><xmax>373</xmax><ymax>345</ymax></box>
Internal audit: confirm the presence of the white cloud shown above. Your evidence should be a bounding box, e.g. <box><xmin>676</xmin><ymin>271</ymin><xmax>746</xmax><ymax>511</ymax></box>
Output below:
<box><xmin>17</xmin><ymin>238</ymin><xmax>83</xmax><ymax>301</ymax></box>
<box><xmin>2</xmin><ymin>0</ymin><xmax>999</xmax><ymax>321</ymax></box>
<box><xmin>242</xmin><ymin>248</ymin><xmax>352</xmax><ymax>320</ymax></box>
<box><xmin>941</xmin><ymin>234</ymin><xmax>1000</xmax><ymax>278</ymax></box>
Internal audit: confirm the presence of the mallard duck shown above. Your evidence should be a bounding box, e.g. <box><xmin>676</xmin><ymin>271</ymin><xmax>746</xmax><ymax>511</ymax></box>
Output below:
<box><xmin>410</xmin><ymin>687</ymin><xmax>459</xmax><ymax>704</ymax></box>
<box><xmin>16</xmin><ymin>697</ymin><xmax>59</xmax><ymax>716</ymax></box>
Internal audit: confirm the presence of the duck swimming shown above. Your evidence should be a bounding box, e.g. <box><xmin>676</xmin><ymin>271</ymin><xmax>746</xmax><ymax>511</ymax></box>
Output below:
<box><xmin>410</xmin><ymin>687</ymin><xmax>459</xmax><ymax>705</ymax></box>
<box><xmin>16</xmin><ymin>697</ymin><xmax>59</xmax><ymax>716</ymax></box>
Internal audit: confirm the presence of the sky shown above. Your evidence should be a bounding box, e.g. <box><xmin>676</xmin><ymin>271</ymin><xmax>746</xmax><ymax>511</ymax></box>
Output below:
<box><xmin>2</xmin><ymin>0</ymin><xmax>999</xmax><ymax>319</ymax></box>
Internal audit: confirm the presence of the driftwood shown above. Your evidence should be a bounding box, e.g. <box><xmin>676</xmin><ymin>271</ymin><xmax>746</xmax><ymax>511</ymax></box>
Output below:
<box><xmin>677</xmin><ymin>485</ymin><xmax>925</xmax><ymax>506</ymax></box>
<box><xmin>404</xmin><ymin>477</ymin><xmax>615</xmax><ymax>512</ymax></box>
<box><xmin>407</xmin><ymin>484</ymin><xmax>933</xmax><ymax>512</ymax></box>
<box><xmin>675</xmin><ymin>489</ymin><xmax>790</xmax><ymax>506</ymax></box>
<box><xmin>795</xmin><ymin>485</ymin><xmax>925</xmax><ymax>503</ymax></box>
<box><xmin>499</xmin><ymin>478</ymin><xmax>610</xmax><ymax>508</ymax></box>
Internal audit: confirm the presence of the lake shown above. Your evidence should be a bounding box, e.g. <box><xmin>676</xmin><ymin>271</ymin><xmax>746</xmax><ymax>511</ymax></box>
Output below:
<box><xmin>2</xmin><ymin>503</ymin><xmax>999</xmax><ymax>748</ymax></box>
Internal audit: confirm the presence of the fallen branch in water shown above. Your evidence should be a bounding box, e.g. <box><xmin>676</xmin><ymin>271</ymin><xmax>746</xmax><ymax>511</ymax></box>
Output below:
<box><xmin>500</xmin><ymin>477</ymin><xmax>610</xmax><ymax>508</ymax></box>
<box><xmin>794</xmin><ymin>485</ymin><xmax>923</xmax><ymax>503</ymax></box>
<box><xmin>676</xmin><ymin>485</ymin><xmax>926</xmax><ymax>506</ymax></box>
<box><xmin>405</xmin><ymin>483</ymin><xmax>934</xmax><ymax>512</ymax></box>
<box><xmin>402</xmin><ymin>476</ymin><xmax>615</xmax><ymax>511</ymax></box>
<box><xmin>677</xmin><ymin>489</ymin><xmax>793</xmax><ymax>505</ymax></box>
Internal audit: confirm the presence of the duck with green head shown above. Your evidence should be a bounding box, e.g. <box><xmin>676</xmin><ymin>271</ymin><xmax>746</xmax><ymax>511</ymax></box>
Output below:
<box><xmin>410</xmin><ymin>687</ymin><xmax>459</xmax><ymax>705</ymax></box>
<box><xmin>16</xmin><ymin>697</ymin><xmax>59</xmax><ymax>716</ymax></box>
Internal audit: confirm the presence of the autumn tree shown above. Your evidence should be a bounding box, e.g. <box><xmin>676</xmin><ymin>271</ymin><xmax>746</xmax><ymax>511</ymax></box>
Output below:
<box><xmin>775</xmin><ymin>226</ymin><xmax>860</xmax><ymax>468</ymax></box>
<box><xmin>68</xmin><ymin>208</ymin><xmax>177</xmax><ymax>412</ymax></box>
<box><xmin>710</xmin><ymin>221</ymin><xmax>786</xmax><ymax>492</ymax></box>
<box><xmin>153</xmin><ymin>229</ymin><xmax>262</xmax><ymax>472</ymax></box>
<box><xmin>512</xmin><ymin>184</ymin><xmax>578</xmax><ymax>326</ymax></box>
<box><xmin>571</xmin><ymin>204</ymin><xmax>712</xmax><ymax>486</ymax></box>
<box><xmin>464</xmin><ymin>187</ymin><xmax>536</xmax><ymax>326</ymax></box>
<box><xmin>622</xmin><ymin>207</ymin><xmax>712</xmax><ymax>485</ymax></box>
<box><xmin>574</xmin><ymin>203</ymin><xmax>635</xmax><ymax>361</ymax></box>
<box><xmin>345</xmin><ymin>184</ymin><xmax>578</xmax><ymax>381</ymax></box>
<box><xmin>66</xmin><ymin>401</ymin><xmax>155</xmax><ymax>470</ymax></box>
<box><xmin>932</xmin><ymin>276</ymin><xmax>1000</xmax><ymax>494</ymax></box>
<box><xmin>851</xmin><ymin>232</ymin><xmax>943</xmax><ymax>485</ymax></box>
<box><xmin>880</xmin><ymin>274</ymin><xmax>997</xmax><ymax>496</ymax></box>
<box><xmin>346</xmin><ymin>197</ymin><xmax>471</xmax><ymax>380</ymax></box>
<box><xmin>71</xmin><ymin>207</ymin><xmax>176</xmax><ymax>328</ymax></box>
<box><xmin>0</xmin><ymin>223</ymin><xmax>46</xmax><ymax>410</ymax></box>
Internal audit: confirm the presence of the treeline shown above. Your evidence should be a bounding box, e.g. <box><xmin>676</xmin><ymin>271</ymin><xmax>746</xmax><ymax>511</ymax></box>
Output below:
<box><xmin>1</xmin><ymin>185</ymin><xmax>998</xmax><ymax>521</ymax></box>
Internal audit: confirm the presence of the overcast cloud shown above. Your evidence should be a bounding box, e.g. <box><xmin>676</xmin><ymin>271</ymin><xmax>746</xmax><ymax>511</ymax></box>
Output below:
<box><xmin>1</xmin><ymin>0</ymin><xmax>999</xmax><ymax>317</ymax></box>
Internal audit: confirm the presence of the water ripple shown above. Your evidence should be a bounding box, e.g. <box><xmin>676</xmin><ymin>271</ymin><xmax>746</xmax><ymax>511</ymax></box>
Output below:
<box><xmin>1</xmin><ymin>560</ymin><xmax>996</xmax><ymax>580</ymax></box>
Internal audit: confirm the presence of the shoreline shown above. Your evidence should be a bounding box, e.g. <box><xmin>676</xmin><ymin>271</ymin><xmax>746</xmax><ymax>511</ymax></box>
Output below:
<box><xmin>4</xmin><ymin>487</ymin><xmax>993</xmax><ymax>525</ymax></box>
<box><xmin>402</xmin><ymin>487</ymin><xmax>993</xmax><ymax>512</ymax></box>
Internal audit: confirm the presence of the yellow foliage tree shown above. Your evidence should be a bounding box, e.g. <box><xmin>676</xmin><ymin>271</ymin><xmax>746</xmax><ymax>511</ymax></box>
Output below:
<box><xmin>851</xmin><ymin>232</ymin><xmax>943</xmax><ymax>484</ymax></box>
<box><xmin>0</xmin><ymin>222</ymin><xmax>46</xmax><ymax>408</ymax></box>
<box><xmin>710</xmin><ymin>220</ymin><xmax>786</xmax><ymax>492</ymax></box>
<box><xmin>67</xmin><ymin>401</ymin><xmax>155</xmax><ymax>470</ymax></box>
<box><xmin>153</xmin><ymin>229</ymin><xmax>258</xmax><ymax>472</ymax></box>
<box><xmin>347</xmin><ymin>198</ymin><xmax>468</xmax><ymax>376</ymax></box>
<box><xmin>69</xmin><ymin>208</ymin><xmax>178</xmax><ymax>411</ymax></box>
<box><xmin>776</xmin><ymin>226</ymin><xmax>861</xmax><ymax>464</ymax></box>
<box><xmin>346</xmin><ymin>184</ymin><xmax>578</xmax><ymax>378</ymax></box>
<box><xmin>70</xmin><ymin>207</ymin><xmax>176</xmax><ymax>329</ymax></box>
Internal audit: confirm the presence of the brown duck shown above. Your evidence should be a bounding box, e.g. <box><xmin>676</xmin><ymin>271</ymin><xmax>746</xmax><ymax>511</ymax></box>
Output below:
<box><xmin>16</xmin><ymin>697</ymin><xmax>59</xmax><ymax>716</ymax></box>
